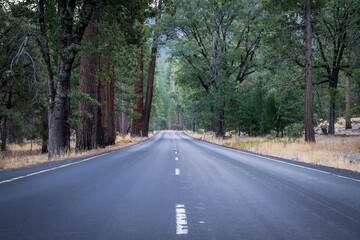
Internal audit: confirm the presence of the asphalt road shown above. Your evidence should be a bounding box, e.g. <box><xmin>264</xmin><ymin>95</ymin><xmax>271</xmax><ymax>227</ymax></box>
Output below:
<box><xmin>1</xmin><ymin>131</ymin><xmax>360</xmax><ymax>240</ymax></box>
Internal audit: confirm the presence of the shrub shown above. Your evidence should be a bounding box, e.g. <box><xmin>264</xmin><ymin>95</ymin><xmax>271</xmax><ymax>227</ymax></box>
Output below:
<box><xmin>285</xmin><ymin>123</ymin><xmax>304</xmax><ymax>138</ymax></box>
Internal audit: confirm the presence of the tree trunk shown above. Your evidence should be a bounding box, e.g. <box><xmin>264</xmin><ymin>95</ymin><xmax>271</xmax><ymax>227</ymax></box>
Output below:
<box><xmin>328</xmin><ymin>75</ymin><xmax>339</xmax><ymax>135</ymax></box>
<box><xmin>143</xmin><ymin>0</ymin><xmax>162</xmax><ymax>137</ymax></box>
<box><xmin>121</xmin><ymin>82</ymin><xmax>128</xmax><ymax>136</ymax></box>
<box><xmin>41</xmin><ymin>107</ymin><xmax>48</xmax><ymax>153</ymax></box>
<box><xmin>345</xmin><ymin>74</ymin><xmax>352</xmax><ymax>129</ymax></box>
<box><xmin>177</xmin><ymin>111</ymin><xmax>183</xmax><ymax>130</ymax></box>
<box><xmin>1</xmin><ymin>92</ymin><xmax>12</xmax><ymax>151</ymax></box>
<box><xmin>131</xmin><ymin>44</ymin><xmax>144</xmax><ymax>137</ymax></box>
<box><xmin>218</xmin><ymin>107</ymin><xmax>225</xmax><ymax>137</ymax></box>
<box><xmin>212</xmin><ymin>106</ymin><xmax>225</xmax><ymax>137</ymax></box>
<box><xmin>1</xmin><ymin>117</ymin><xmax>7</xmax><ymax>151</ymax></box>
<box><xmin>76</xmin><ymin>12</ymin><xmax>100</xmax><ymax>151</ymax></box>
<box><xmin>48</xmin><ymin>79</ymin><xmax>71</xmax><ymax>157</ymax></box>
<box><xmin>304</xmin><ymin>0</ymin><xmax>315</xmax><ymax>142</ymax></box>
<box><xmin>99</xmin><ymin>62</ymin><xmax>115</xmax><ymax>146</ymax></box>
<box><xmin>143</xmin><ymin>46</ymin><xmax>157</xmax><ymax>136</ymax></box>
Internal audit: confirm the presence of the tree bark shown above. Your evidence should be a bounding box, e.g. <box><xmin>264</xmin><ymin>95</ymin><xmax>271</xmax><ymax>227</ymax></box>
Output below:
<box><xmin>0</xmin><ymin>92</ymin><xmax>12</xmax><ymax>151</ymax></box>
<box><xmin>143</xmin><ymin>0</ymin><xmax>162</xmax><ymax>137</ymax></box>
<box><xmin>76</xmin><ymin>12</ymin><xmax>100</xmax><ymax>152</ymax></box>
<box><xmin>1</xmin><ymin>117</ymin><xmax>7</xmax><ymax>151</ymax></box>
<box><xmin>121</xmin><ymin>82</ymin><xmax>128</xmax><ymax>136</ymax></box>
<box><xmin>328</xmin><ymin>74</ymin><xmax>339</xmax><ymax>135</ymax></box>
<box><xmin>40</xmin><ymin>107</ymin><xmax>48</xmax><ymax>153</ymax></box>
<box><xmin>345</xmin><ymin>73</ymin><xmax>352</xmax><ymax>129</ymax></box>
<box><xmin>99</xmin><ymin>62</ymin><xmax>115</xmax><ymax>146</ymax></box>
<box><xmin>131</xmin><ymin>44</ymin><xmax>144</xmax><ymax>137</ymax></box>
<box><xmin>304</xmin><ymin>0</ymin><xmax>315</xmax><ymax>142</ymax></box>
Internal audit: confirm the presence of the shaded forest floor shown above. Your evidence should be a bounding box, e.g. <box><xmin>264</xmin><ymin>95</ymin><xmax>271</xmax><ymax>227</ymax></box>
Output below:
<box><xmin>0</xmin><ymin>134</ymin><xmax>154</xmax><ymax>171</ymax></box>
<box><xmin>187</xmin><ymin>123</ymin><xmax>360</xmax><ymax>173</ymax></box>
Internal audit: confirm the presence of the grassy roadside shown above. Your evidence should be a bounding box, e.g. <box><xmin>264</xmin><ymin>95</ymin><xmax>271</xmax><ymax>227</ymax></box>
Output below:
<box><xmin>0</xmin><ymin>133</ymin><xmax>154</xmax><ymax>171</ymax></box>
<box><xmin>186</xmin><ymin>131</ymin><xmax>360</xmax><ymax>173</ymax></box>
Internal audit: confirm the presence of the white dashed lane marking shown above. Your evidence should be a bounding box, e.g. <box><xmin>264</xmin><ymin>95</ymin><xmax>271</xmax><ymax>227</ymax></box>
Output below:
<box><xmin>176</xmin><ymin>204</ymin><xmax>188</xmax><ymax>234</ymax></box>
<box><xmin>175</xmin><ymin>157</ymin><xmax>179</xmax><ymax>161</ymax></box>
<box><xmin>175</xmin><ymin>168</ymin><xmax>180</xmax><ymax>175</ymax></box>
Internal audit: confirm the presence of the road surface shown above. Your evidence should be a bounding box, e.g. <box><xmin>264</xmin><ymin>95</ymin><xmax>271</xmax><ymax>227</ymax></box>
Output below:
<box><xmin>0</xmin><ymin>131</ymin><xmax>360</xmax><ymax>239</ymax></box>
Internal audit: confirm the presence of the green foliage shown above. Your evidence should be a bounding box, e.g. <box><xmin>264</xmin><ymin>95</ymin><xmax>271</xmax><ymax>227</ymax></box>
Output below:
<box><xmin>261</xmin><ymin>89</ymin><xmax>278</xmax><ymax>134</ymax></box>
<box><xmin>2</xmin><ymin>0</ymin><xmax>360</xmax><ymax>148</ymax></box>
<box><xmin>285</xmin><ymin>123</ymin><xmax>304</xmax><ymax>138</ymax></box>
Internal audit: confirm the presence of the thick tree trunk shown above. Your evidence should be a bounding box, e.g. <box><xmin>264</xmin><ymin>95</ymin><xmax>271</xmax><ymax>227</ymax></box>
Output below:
<box><xmin>99</xmin><ymin>62</ymin><xmax>115</xmax><ymax>146</ymax></box>
<box><xmin>212</xmin><ymin>106</ymin><xmax>225</xmax><ymax>137</ymax></box>
<box><xmin>177</xmin><ymin>111</ymin><xmax>183</xmax><ymax>130</ymax></box>
<box><xmin>304</xmin><ymin>0</ymin><xmax>315</xmax><ymax>142</ymax></box>
<box><xmin>345</xmin><ymin>74</ymin><xmax>352</xmax><ymax>129</ymax></box>
<box><xmin>328</xmin><ymin>99</ymin><xmax>336</xmax><ymax>134</ymax></box>
<box><xmin>143</xmin><ymin>0</ymin><xmax>162</xmax><ymax>137</ymax></box>
<box><xmin>328</xmin><ymin>75</ymin><xmax>338</xmax><ymax>135</ymax></box>
<box><xmin>41</xmin><ymin>107</ymin><xmax>48</xmax><ymax>153</ymax></box>
<box><xmin>218</xmin><ymin>108</ymin><xmax>225</xmax><ymax>137</ymax></box>
<box><xmin>1</xmin><ymin>117</ymin><xmax>7</xmax><ymax>151</ymax></box>
<box><xmin>131</xmin><ymin>44</ymin><xmax>144</xmax><ymax>137</ymax></box>
<box><xmin>76</xmin><ymin>12</ymin><xmax>100</xmax><ymax>152</ymax></box>
<box><xmin>121</xmin><ymin>82</ymin><xmax>128</xmax><ymax>136</ymax></box>
<box><xmin>48</xmin><ymin>75</ymin><xmax>71</xmax><ymax>158</ymax></box>
<box><xmin>1</xmin><ymin>92</ymin><xmax>12</xmax><ymax>151</ymax></box>
<box><xmin>143</xmin><ymin>47</ymin><xmax>157</xmax><ymax>136</ymax></box>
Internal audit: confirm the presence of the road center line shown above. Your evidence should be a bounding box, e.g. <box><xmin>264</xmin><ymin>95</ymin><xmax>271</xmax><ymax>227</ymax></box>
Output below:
<box><xmin>175</xmin><ymin>157</ymin><xmax>179</xmax><ymax>161</ymax></box>
<box><xmin>0</xmin><ymin>153</ymin><xmax>109</xmax><ymax>185</ymax></box>
<box><xmin>175</xmin><ymin>168</ymin><xmax>180</xmax><ymax>175</ymax></box>
<box><xmin>176</xmin><ymin>204</ymin><xmax>188</xmax><ymax>235</ymax></box>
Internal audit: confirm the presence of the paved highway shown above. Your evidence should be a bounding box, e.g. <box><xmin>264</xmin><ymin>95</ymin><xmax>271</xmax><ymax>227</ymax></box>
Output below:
<box><xmin>0</xmin><ymin>131</ymin><xmax>360</xmax><ymax>239</ymax></box>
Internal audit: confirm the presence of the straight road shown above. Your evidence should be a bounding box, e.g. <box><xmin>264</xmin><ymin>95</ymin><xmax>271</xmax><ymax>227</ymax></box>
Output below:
<box><xmin>0</xmin><ymin>131</ymin><xmax>360</xmax><ymax>239</ymax></box>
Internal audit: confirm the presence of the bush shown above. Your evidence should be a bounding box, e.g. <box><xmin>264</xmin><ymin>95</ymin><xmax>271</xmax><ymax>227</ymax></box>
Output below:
<box><xmin>196</xmin><ymin>129</ymin><xmax>204</xmax><ymax>134</ymax></box>
<box><xmin>265</xmin><ymin>134</ymin><xmax>274</xmax><ymax>140</ymax></box>
<box><xmin>285</xmin><ymin>123</ymin><xmax>304</xmax><ymax>138</ymax></box>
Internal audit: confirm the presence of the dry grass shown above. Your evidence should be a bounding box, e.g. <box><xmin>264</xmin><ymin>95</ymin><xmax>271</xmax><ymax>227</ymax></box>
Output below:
<box><xmin>0</xmin><ymin>133</ymin><xmax>154</xmax><ymax>171</ymax></box>
<box><xmin>187</xmin><ymin>131</ymin><xmax>360</xmax><ymax>173</ymax></box>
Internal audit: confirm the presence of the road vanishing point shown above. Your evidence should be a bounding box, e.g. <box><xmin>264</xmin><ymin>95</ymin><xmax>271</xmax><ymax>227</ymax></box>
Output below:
<box><xmin>0</xmin><ymin>131</ymin><xmax>360</xmax><ymax>239</ymax></box>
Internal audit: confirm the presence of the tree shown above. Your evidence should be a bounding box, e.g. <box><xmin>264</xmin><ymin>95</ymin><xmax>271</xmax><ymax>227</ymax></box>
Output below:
<box><xmin>76</xmin><ymin>1</ymin><xmax>151</xmax><ymax>149</ymax></box>
<box><xmin>8</xmin><ymin>0</ymin><xmax>100</xmax><ymax>158</ymax></box>
<box><xmin>163</xmin><ymin>0</ymin><xmax>263</xmax><ymax>136</ymax></box>
<box><xmin>131</xmin><ymin>44</ymin><xmax>145</xmax><ymax>137</ymax></box>
<box><xmin>143</xmin><ymin>0</ymin><xmax>163</xmax><ymax>137</ymax></box>
<box><xmin>304</xmin><ymin>0</ymin><xmax>315</xmax><ymax>142</ymax></box>
<box><xmin>311</xmin><ymin>0</ymin><xmax>359</xmax><ymax>134</ymax></box>
<box><xmin>345</xmin><ymin>71</ymin><xmax>352</xmax><ymax>129</ymax></box>
<box><xmin>76</xmin><ymin>12</ymin><xmax>101</xmax><ymax>151</ymax></box>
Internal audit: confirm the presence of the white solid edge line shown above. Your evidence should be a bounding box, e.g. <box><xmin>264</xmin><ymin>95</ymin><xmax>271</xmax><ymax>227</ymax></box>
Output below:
<box><xmin>182</xmin><ymin>132</ymin><xmax>360</xmax><ymax>184</ymax></box>
<box><xmin>0</xmin><ymin>153</ymin><xmax>109</xmax><ymax>185</ymax></box>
